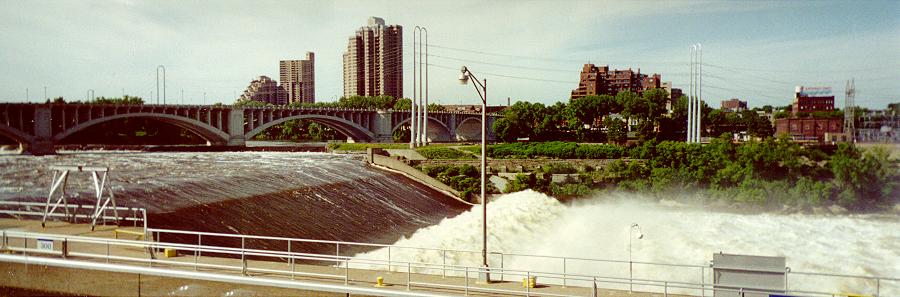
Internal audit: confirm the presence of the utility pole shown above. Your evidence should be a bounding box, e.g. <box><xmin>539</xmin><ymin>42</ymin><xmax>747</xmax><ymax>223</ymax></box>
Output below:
<box><xmin>44</xmin><ymin>86</ymin><xmax>47</xmax><ymax>101</ymax></box>
<box><xmin>844</xmin><ymin>79</ymin><xmax>856</xmax><ymax>143</ymax></box>
<box><xmin>157</xmin><ymin>65</ymin><xmax>166</xmax><ymax>104</ymax></box>
<box><xmin>26</xmin><ymin>88</ymin><xmax>29</xmax><ymax>102</ymax></box>
<box><xmin>181</xmin><ymin>89</ymin><xmax>184</xmax><ymax>105</ymax></box>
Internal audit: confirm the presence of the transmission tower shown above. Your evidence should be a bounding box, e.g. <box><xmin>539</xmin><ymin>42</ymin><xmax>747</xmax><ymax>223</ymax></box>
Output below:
<box><xmin>844</xmin><ymin>78</ymin><xmax>855</xmax><ymax>143</ymax></box>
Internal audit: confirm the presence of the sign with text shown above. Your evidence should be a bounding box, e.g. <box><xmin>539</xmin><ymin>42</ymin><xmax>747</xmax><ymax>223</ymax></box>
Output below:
<box><xmin>797</xmin><ymin>86</ymin><xmax>832</xmax><ymax>97</ymax></box>
<box><xmin>37</xmin><ymin>238</ymin><xmax>53</xmax><ymax>251</ymax></box>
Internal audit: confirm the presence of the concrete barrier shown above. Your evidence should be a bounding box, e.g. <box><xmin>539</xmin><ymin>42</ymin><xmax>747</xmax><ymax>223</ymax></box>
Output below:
<box><xmin>366</xmin><ymin>148</ymin><xmax>472</xmax><ymax>205</ymax></box>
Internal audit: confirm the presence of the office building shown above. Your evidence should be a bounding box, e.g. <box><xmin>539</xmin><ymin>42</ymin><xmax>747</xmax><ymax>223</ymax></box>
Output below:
<box><xmin>343</xmin><ymin>17</ymin><xmax>403</xmax><ymax>99</ymax></box>
<box><xmin>792</xmin><ymin>86</ymin><xmax>834</xmax><ymax>116</ymax></box>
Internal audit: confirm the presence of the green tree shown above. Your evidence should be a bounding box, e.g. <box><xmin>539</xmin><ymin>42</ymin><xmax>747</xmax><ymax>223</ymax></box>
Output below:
<box><xmin>604</xmin><ymin>117</ymin><xmax>627</xmax><ymax>145</ymax></box>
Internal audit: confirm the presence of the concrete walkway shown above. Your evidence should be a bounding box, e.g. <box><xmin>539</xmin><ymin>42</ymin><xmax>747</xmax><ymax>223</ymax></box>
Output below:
<box><xmin>1</xmin><ymin>218</ymin><xmax>689</xmax><ymax>297</ymax></box>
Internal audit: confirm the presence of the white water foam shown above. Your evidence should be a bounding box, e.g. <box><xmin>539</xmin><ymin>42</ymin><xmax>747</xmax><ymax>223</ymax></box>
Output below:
<box><xmin>352</xmin><ymin>190</ymin><xmax>900</xmax><ymax>295</ymax></box>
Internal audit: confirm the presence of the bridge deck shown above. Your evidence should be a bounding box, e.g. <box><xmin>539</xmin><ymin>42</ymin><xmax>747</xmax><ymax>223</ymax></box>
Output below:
<box><xmin>0</xmin><ymin>218</ymin><xmax>686</xmax><ymax>297</ymax></box>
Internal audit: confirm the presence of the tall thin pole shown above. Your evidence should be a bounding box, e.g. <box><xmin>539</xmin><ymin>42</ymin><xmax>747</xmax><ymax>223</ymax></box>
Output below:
<box><xmin>157</xmin><ymin>65</ymin><xmax>166</xmax><ymax>105</ymax></box>
<box><xmin>423</xmin><ymin>27</ymin><xmax>429</xmax><ymax>145</ymax></box>
<box><xmin>418</xmin><ymin>27</ymin><xmax>424</xmax><ymax>146</ymax></box>
<box><xmin>44</xmin><ymin>86</ymin><xmax>47</xmax><ymax>101</ymax></box>
<box><xmin>687</xmin><ymin>46</ymin><xmax>693</xmax><ymax>143</ymax></box>
<box><xmin>181</xmin><ymin>89</ymin><xmax>184</xmax><ymax>105</ymax></box>
<box><xmin>410</xmin><ymin>27</ymin><xmax>418</xmax><ymax>149</ymax></box>
<box><xmin>697</xmin><ymin>44</ymin><xmax>702</xmax><ymax>143</ymax></box>
<box><xmin>26</xmin><ymin>88</ymin><xmax>29</xmax><ymax>102</ymax></box>
<box><xmin>480</xmin><ymin>78</ymin><xmax>488</xmax><ymax>277</ymax></box>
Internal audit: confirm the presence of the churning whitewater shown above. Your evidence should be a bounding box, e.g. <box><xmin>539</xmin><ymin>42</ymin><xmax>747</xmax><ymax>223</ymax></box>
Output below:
<box><xmin>352</xmin><ymin>190</ymin><xmax>900</xmax><ymax>295</ymax></box>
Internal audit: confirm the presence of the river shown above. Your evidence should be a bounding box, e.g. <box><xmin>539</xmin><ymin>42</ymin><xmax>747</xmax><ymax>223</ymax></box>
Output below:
<box><xmin>1</xmin><ymin>152</ymin><xmax>897</xmax><ymax>295</ymax></box>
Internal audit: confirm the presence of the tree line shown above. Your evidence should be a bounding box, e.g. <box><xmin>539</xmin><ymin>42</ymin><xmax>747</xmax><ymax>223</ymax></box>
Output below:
<box><xmin>493</xmin><ymin>89</ymin><xmax>774</xmax><ymax>143</ymax></box>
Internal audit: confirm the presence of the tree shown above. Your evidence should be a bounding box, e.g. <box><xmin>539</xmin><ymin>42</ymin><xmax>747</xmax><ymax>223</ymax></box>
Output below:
<box><xmin>604</xmin><ymin>117</ymin><xmax>627</xmax><ymax>145</ymax></box>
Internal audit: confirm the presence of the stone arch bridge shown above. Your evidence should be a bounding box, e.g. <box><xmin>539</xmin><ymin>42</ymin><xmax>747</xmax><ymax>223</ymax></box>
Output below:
<box><xmin>0</xmin><ymin>103</ymin><xmax>498</xmax><ymax>155</ymax></box>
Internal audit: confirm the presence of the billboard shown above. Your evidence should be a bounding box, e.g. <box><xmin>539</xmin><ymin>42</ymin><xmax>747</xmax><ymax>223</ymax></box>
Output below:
<box><xmin>796</xmin><ymin>86</ymin><xmax>832</xmax><ymax>97</ymax></box>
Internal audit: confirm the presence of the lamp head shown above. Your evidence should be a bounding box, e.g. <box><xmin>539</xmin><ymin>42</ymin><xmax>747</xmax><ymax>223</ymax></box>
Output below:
<box><xmin>458</xmin><ymin>66</ymin><xmax>469</xmax><ymax>85</ymax></box>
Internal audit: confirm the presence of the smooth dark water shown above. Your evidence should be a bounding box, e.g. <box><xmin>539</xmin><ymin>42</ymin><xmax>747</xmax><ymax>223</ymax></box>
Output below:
<box><xmin>0</xmin><ymin>152</ymin><xmax>469</xmax><ymax>254</ymax></box>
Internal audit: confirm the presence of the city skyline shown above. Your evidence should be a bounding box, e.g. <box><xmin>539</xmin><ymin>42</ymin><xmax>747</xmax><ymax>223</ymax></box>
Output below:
<box><xmin>0</xmin><ymin>0</ymin><xmax>897</xmax><ymax>109</ymax></box>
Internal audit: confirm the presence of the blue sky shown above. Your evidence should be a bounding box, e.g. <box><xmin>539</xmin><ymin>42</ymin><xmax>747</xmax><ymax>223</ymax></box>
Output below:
<box><xmin>0</xmin><ymin>0</ymin><xmax>897</xmax><ymax>109</ymax></box>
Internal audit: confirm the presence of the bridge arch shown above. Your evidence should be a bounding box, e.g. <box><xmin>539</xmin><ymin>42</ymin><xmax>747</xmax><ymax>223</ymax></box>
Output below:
<box><xmin>53</xmin><ymin>113</ymin><xmax>231</xmax><ymax>145</ymax></box>
<box><xmin>391</xmin><ymin>117</ymin><xmax>453</xmax><ymax>142</ymax></box>
<box><xmin>454</xmin><ymin>117</ymin><xmax>483</xmax><ymax>141</ymax></box>
<box><xmin>0</xmin><ymin>125</ymin><xmax>34</xmax><ymax>146</ymax></box>
<box><xmin>244</xmin><ymin>114</ymin><xmax>375</xmax><ymax>142</ymax></box>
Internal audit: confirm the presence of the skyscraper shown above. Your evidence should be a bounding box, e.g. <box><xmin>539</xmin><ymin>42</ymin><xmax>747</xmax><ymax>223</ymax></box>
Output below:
<box><xmin>342</xmin><ymin>17</ymin><xmax>403</xmax><ymax>99</ymax></box>
<box><xmin>280</xmin><ymin>52</ymin><xmax>315</xmax><ymax>104</ymax></box>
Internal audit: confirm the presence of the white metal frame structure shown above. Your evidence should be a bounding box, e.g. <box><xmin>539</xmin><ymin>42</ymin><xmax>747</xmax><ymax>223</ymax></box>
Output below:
<box><xmin>41</xmin><ymin>165</ymin><xmax>119</xmax><ymax>231</ymax></box>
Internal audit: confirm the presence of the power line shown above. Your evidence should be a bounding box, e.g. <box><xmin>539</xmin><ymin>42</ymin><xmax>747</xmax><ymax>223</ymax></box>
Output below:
<box><xmin>702</xmin><ymin>62</ymin><xmax>900</xmax><ymax>74</ymax></box>
<box><xmin>428</xmin><ymin>63</ymin><xmax>577</xmax><ymax>84</ymax></box>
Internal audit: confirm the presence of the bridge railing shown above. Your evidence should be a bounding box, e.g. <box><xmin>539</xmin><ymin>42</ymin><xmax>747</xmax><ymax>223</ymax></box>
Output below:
<box><xmin>145</xmin><ymin>227</ymin><xmax>896</xmax><ymax>297</ymax></box>
<box><xmin>4</xmin><ymin>229</ymin><xmax>885</xmax><ymax>297</ymax></box>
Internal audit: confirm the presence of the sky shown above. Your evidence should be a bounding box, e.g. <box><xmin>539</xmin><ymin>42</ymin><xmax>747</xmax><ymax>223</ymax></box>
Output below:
<box><xmin>1</xmin><ymin>0</ymin><xmax>898</xmax><ymax>109</ymax></box>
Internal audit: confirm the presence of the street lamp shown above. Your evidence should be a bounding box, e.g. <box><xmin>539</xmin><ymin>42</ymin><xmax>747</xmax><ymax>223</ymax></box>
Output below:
<box><xmin>628</xmin><ymin>223</ymin><xmax>644</xmax><ymax>293</ymax></box>
<box><xmin>458</xmin><ymin>65</ymin><xmax>490</xmax><ymax>283</ymax></box>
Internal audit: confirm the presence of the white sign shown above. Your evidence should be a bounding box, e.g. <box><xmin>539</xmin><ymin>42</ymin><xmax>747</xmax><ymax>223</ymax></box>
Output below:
<box><xmin>37</xmin><ymin>239</ymin><xmax>53</xmax><ymax>251</ymax></box>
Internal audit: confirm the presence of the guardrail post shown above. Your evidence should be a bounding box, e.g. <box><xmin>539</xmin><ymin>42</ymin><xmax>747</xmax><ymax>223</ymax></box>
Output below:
<box><xmin>344</xmin><ymin>259</ymin><xmax>350</xmax><ymax>285</ymax></box>
<box><xmin>562</xmin><ymin>258</ymin><xmax>567</xmax><ymax>287</ymax></box>
<box><xmin>526</xmin><ymin>271</ymin><xmax>531</xmax><ymax>297</ymax></box>
<box><xmin>441</xmin><ymin>250</ymin><xmax>446</xmax><ymax>278</ymax></box>
<box><xmin>591</xmin><ymin>276</ymin><xmax>597</xmax><ymax>297</ymax></box>
<box><xmin>664</xmin><ymin>281</ymin><xmax>668</xmax><ymax>297</ymax></box>
<box><xmin>500</xmin><ymin>253</ymin><xmax>504</xmax><ymax>282</ymax></box>
<box><xmin>106</xmin><ymin>240</ymin><xmax>110</xmax><ymax>263</ymax></box>
<box><xmin>876</xmin><ymin>278</ymin><xmax>880</xmax><ymax>297</ymax></box>
<box><xmin>700</xmin><ymin>267</ymin><xmax>705</xmax><ymax>297</ymax></box>
<box><xmin>197</xmin><ymin>234</ymin><xmax>202</xmax><ymax>258</ymax></box>
<box><xmin>464</xmin><ymin>267</ymin><xmax>469</xmax><ymax>296</ymax></box>
<box><xmin>61</xmin><ymin>238</ymin><xmax>68</xmax><ymax>258</ymax></box>
<box><xmin>1</xmin><ymin>230</ymin><xmax>6</xmax><ymax>251</ymax></box>
<box><xmin>289</xmin><ymin>240</ymin><xmax>295</xmax><ymax>280</ymax></box>
<box><xmin>406</xmin><ymin>262</ymin><xmax>411</xmax><ymax>291</ymax></box>
<box><xmin>336</xmin><ymin>243</ymin><xmax>341</xmax><ymax>266</ymax></box>
<box><xmin>241</xmin><ymin>250</ymin><xmax>247</xmax><ymax>276</ymax></box>
<box><xmin>387</xmin><ymin>246</ymin><xmax>392</xmax><ymax>272</ymax></box>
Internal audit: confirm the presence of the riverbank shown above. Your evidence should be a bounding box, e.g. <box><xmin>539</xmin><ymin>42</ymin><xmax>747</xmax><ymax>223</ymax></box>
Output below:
<box><xmin>357</xmin><ymin>139</ymin><xmax>899</xmax><ymax>214</ymax></box>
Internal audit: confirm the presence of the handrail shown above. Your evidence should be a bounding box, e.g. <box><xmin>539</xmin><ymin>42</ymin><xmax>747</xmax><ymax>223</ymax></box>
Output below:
<box><xmin>2</xmin><ymin>230</ymin><xmax>889</xmax><ymax>297</ymax></box>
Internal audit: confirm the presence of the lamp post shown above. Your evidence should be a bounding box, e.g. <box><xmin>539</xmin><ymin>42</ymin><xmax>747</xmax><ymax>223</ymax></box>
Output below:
<box><xmin>458</xmin><ymin>66</ymin><xmax>490</xmax><ymax>283</ymax></box>
<box><xmin>628</xmin><ymin>223</ymin><xmax>644</xmax><ymax>293</ymax></box>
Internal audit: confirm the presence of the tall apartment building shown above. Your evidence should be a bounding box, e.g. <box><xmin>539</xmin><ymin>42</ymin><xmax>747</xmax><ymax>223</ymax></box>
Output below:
<box><xmin>280</xmin><ymin>52</ymin><xmax>315</xmax><ymax>104</ymax></box>
<box><xmin>239</xmin><ymin>76</ymin><xmax>287</xmax><ymax>105</ymax></box>
<box><xmin>571</xmin><ymin>64</ymin><xmax>661</xmax><ymax>100</ymax></box>
<box><xmin>342</xmin><ymin>17</ymin><xmax>403</xmax><ymax>99</ymax></box>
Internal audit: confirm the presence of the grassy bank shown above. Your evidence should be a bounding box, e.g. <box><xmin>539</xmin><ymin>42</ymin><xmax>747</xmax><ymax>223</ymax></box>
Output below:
<box><xmin>418</xmin><ymin>137</ymin><xmax>899</xmax><ymax>211</ymax></box>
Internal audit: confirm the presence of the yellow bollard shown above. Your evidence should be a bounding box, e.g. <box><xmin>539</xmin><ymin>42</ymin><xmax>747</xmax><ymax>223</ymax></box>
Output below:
<box><xmin>163</xmin><ymin>248</ymin><xmax>177</xmax><ymax>258</ymax></box>
<box><xmin>522</xmin><ymin>276</ymin><xmax>536</xmax><ymax>288</ymax></box>
<box><xmin>374</xmin><ymin>276</ymin><xmax>386</xmax><ymax>287</ymax></box>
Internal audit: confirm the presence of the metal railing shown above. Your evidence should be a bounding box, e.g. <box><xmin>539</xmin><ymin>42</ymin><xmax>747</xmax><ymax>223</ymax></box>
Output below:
<box><xmin>143</xmin><ymin>228</ymin><xmax>897</xmax><ymax>297</ymax></box>
<box><xmin>0</xmin><ymin>201</ymin><xmax>147</xmax><ymax>236</ymax></box>
<box><xmin>4</xmin><ymin>229</ymin><xmax>871</xmax><ymax>297</ymax></box>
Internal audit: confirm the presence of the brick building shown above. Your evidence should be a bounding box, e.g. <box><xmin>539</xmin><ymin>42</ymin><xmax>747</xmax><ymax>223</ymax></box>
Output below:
<box><xmin>792</xmin><ymin>86</ymin><xmax>834</xmax><ymax>116</ymax></box>
<box><xmin>775</xmin><ymin>117</ymin><xmax>843</xmax><ymax>143</ymax></box>
<box><xmin>343</xmin><ymin>17</ymin><xmax>403</xmax><ymax>99</ymax></box>
<box><xmin>239</xmin><ymin>76</ymin><xmax>288</xmax><ymax>105</ymax></box>
<box><xmin>570</xmin><ymin>64</ymin><xmax>662</xmax><ymax>100</ymax></box>
<box><xmin>721</xmin><ymin>98</ymin><xmax>748</xmax><ymax>112</ymax></box>
<box><xmin>279</xmin><ymin>52</ymin><xmax>315</xmax><ymax>104</ymax></box>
